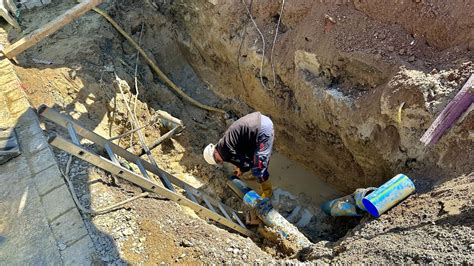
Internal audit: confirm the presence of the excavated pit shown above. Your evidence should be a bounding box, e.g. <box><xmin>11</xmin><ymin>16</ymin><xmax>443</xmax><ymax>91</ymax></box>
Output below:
<box><xmin>3</xmin><ymin>0</ymin><xmax>473</xmax><ymax>263</ymax></box>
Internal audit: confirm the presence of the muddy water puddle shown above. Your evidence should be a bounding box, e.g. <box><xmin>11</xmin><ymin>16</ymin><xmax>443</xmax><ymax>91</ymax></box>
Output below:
<box><xmin>269</xmin><ymin>153</ymin><xmax>341</xmax><ymax>206</ymax></box>
<box><xmin>244</xmin><ymin>152</ymin><xmax>341</xmax><ymax>208</ymax></box>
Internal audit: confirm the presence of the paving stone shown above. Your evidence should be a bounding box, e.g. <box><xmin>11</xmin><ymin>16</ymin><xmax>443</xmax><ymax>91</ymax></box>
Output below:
<box><xmin>4</xmin><ymin>87</ymin><xmax>25</xmax><ymax>103</ymax></box>
<box><xmin>51</xmin><ymin>209</ymin><xmax>88</xmax><ymax>246</ymax></box>
<box><xmin>32</xmin><ymin>164</ymin><xmax>64</xmax><ymax>196</ymax></box>
<box><xmin>0</xmin><ymin>155</ymin><xmax>30</xmax><ymax>181</ymax></box>
<box><xmin>0</xmin><ymin>76</ymin><xmax>16</xmax><ymax>87</ymax></box>
<box><xmin>0</xmin><ymin>172</ymin><xmax>62</xmax><ymax>265</ymax></box>
<box><xmin>29</xmin><ymin>147</ymin><xmax>56</xmax><ymax>174</ymax></box>
<box><xmin>0</xmin><ymin>58</ymin><xmax>94</xmax><ymax>265</ymax></box>
<box><xmin>41</xmin><ymin>184</ymin><xmax>75</xmax><ymax>222</ymax></box>
<box><xmin>16</xmin><ymin>122</ymin><xmax>43</xmax><ymax>140</ymax></box>
<box><xmin>21</xmin><ymin>0</ymin><xmax>52</xmax><ymax>9</ymax></box>
<box><xmin>15</xmin><ymin>109</ymin><xmax>43</xmax><ymax>138</ymax></box>
<box><xmin>7</xmin><ymin>99</ymin><xmax>30</xmax><ymax>117</ymax></box>
<box><xmin>61</xmin><ymin>235</ymin><xmax>96</xmax><ymax>265</ymax></box>
<box><xmin>19</xmin><ymin>131</ymin><xmax>48</xmax><ymax>155</ymax></box>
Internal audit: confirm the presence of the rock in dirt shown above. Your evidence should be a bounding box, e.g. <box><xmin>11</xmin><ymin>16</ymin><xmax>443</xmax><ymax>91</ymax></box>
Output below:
<box><xmin>180</xmin><ymin>239</ymin><xmax>194</xmax><ymax>247</ymax></box>
<box><xmin>123</xmin><ymin>228</ymin><xmax>133</xmax><ymax>236</ymax></box>
<box><xmin>58</xmin><ymin>242</ymin><xmax>67</xmax><ymax>251</ymax></box>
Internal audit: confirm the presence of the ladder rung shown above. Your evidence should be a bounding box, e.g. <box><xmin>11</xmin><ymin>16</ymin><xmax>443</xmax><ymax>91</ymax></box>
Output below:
<box><xmin>185</xmin><ymin>187</ymin><xmax>199</xmax><ymax>203</ymax></box>
<box><xmin>104</xmin><ymin>143</ymin><xmax>118</xmax><ymax>164</ymax></box>
<box><xmin>193</xmin><ymin>189</ymin><xmax>238</xmax><ymax>219</ymax></box>
<box><xmin>159</xmin><ymin>172</ymin><xmax>176</xmax><ymax>192</ymax></box>
<box><xmin>232</xmin><ymin>212</ymin><xmax>247</xmax><ymax>229</ymax></box>
<box><xmin>135</xmin><ymin>159</ymin><xmax>150</xmax><ymax>179</ymax></box>
<box><xmin>202</xmin><ymin>196</ymin><xmax>217</xmax><ymax>213</ymax></box>
<box><xmin>217</xmin><ymin>203</ymin><xmax>232</xmax><ymax>221</ymax></box>
<box><xmin>66</xmin><ymin>122</ymin><xmax>80</xmax><ymax>145</ymax></box>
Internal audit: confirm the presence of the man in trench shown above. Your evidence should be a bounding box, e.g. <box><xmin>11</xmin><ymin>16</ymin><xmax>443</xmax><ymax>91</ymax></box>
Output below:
<box><xmin>203</xmin><ymin>112</ymin><xmax>274</xmax><ymax>199</ymax></box>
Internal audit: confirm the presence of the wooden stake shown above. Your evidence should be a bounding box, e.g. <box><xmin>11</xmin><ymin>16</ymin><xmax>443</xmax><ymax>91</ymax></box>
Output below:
<box><xmin>2</xmin><ymin>0</ymin><xmax>103</xmax><ymax>59</ymax></box>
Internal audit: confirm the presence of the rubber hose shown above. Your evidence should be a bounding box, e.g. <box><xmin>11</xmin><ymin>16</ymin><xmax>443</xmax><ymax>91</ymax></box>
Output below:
<box><xmin>93</xmin><ymin>7</ymin><xmax>226</xmax><ymax>114</ymax></box>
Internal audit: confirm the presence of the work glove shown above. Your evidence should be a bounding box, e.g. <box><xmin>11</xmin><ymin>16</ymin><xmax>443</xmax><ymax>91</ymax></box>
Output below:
<box><xmin>259</xmin><ymin>179</ymin><xmax>273</xmax><ymax>199</ymax></box>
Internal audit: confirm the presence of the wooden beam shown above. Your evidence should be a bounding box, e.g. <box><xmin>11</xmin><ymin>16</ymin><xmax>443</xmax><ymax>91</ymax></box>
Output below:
<box><xmin>2</xmin><ymin>0</ymin><xmax>103</xmax><ymax>59</ymax></box>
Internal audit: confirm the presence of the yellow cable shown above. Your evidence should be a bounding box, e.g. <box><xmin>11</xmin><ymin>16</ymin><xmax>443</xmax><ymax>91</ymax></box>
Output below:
<box><xmin>397</xmin><ymin>102</ymin><xmax>405</xmax><ymax>125</ymax></box>
<box><xmin>93</xmin><ymin>7</ymin><xmax>226</xmax><ymax>114</ymax></box>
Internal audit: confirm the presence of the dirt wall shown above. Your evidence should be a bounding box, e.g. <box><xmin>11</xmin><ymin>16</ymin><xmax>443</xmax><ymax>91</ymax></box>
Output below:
<box><xmin>353</xmin><ymin>0</ymin><xmax>474</xmax><ymax>50</ymax></box>
<box><xmin>133</xmin><ymin>0</ymin><xmax>474</xmax><ymax>192</ymax></box>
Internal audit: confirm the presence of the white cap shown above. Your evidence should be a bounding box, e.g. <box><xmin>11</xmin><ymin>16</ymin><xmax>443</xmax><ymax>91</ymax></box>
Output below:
<box><xmin>203</xmin><ymin>143</ymin><xmax>217</xmax><ymax>165</ymax></box>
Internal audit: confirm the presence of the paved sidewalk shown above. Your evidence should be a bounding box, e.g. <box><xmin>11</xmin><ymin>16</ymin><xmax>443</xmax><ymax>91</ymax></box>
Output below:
<box><xmin>0</xmin><ymin>53</ymin><xmax>97</xmax><ymax>264</ymax></box>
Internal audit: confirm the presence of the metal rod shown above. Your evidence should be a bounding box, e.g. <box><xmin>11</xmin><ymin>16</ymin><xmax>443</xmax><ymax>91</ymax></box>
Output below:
<box><xmin>138</xmin><ymin>126</ymin><xmax>181</xmax><ymax>157</ymax></box>
<box><xmin>202</xmin><ymin>196</ymin><xmax>217</xmax><ymax>213</ymax></box>
<box><xmin>108</xmin><ymin>122</ymin><xmax>152</xmax><ymax>141</ymax></box>
<box><xmin>186</xmin><ymin>189</ymin><xmax>199</xmax><ymax>203</ymax></box>
<box><xmin>232</xmin><ymin>212</ymin><xmax>247</xmax><ymax>228</ymax></box>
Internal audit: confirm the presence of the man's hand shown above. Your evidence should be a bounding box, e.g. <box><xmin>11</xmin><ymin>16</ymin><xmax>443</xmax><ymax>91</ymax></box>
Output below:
<box><xmin>233</xmin><ymin>167</ymin><xmax>242</xmax><ymax>177</ymax></box>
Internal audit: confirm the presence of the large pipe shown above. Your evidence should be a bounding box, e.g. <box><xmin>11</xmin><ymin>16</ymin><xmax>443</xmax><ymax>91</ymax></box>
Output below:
<box><xmin>321</xmin><ymin>187</ymin><xmax>376</xmax><ymax>217</ymax></box>
<box><xmin>227</xmin><ymin>176</ymin><xmax>312</xmax><ymax>249</ymax></box>
<box><xmin>362</xmin><ymin>174</ymin><xmax>415</xmax><ymax>217</ymax></box>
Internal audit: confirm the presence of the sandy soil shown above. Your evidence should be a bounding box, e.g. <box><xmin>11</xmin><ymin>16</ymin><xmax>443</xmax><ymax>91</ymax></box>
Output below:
<box><xmin>2</xmin><ymin>0</ymin><xmax>472</xmax><ymax>264</ymax></box>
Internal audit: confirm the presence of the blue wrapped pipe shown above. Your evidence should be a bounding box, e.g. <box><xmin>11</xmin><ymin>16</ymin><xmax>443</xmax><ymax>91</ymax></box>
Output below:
<box><xmin>362</xmin><ymin>174</ymin><xmax>415</xmax><ymax>217</ymax></box>
<box><xmin>321</xmin><ymin>187</ymin><xmax>376</xmax><ymax>217</ymax></box>
<box><xmin>321</xmin><ymin>195</ymin><xmax>360</xmax><ymax>217</ymax></box>
<box><xmin>354</xmin><ymin>187</ymin><xmax>377</xmax><ymax>211</ymax></box>
<box><xmin>226</xmin><ymin>176</ymin><xmax>311</xmax><ymax>248</ymax></box>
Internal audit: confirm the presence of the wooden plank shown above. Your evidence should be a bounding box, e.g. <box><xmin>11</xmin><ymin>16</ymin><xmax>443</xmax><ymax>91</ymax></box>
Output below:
<box><xmin>2</xmin><ymin>0</ymin><xmax>103</xmax><ymax>59</ymax></box>
<box><xmin>420</xmin><ymin>74</ymin><xmax>474</xmax><ymax>146</ymax></box>
<box><xmin>48</xmin><ymin>135</ymin><xmax>254</xmax><ymax>237</ymax></box>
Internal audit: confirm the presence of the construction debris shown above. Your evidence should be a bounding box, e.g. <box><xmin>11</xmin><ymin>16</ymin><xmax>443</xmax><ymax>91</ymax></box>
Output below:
<box><xmin>39</xmin><ymin>105</ymin><xmax>253</xmax><ymax>237</ymax></box>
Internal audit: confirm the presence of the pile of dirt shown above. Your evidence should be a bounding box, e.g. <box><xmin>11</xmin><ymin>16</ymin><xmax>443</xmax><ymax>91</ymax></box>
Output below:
<box><xmin>302</xmin><ymin>173</ymin><xmax>474</xmax><ymax>264</ymax></box>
